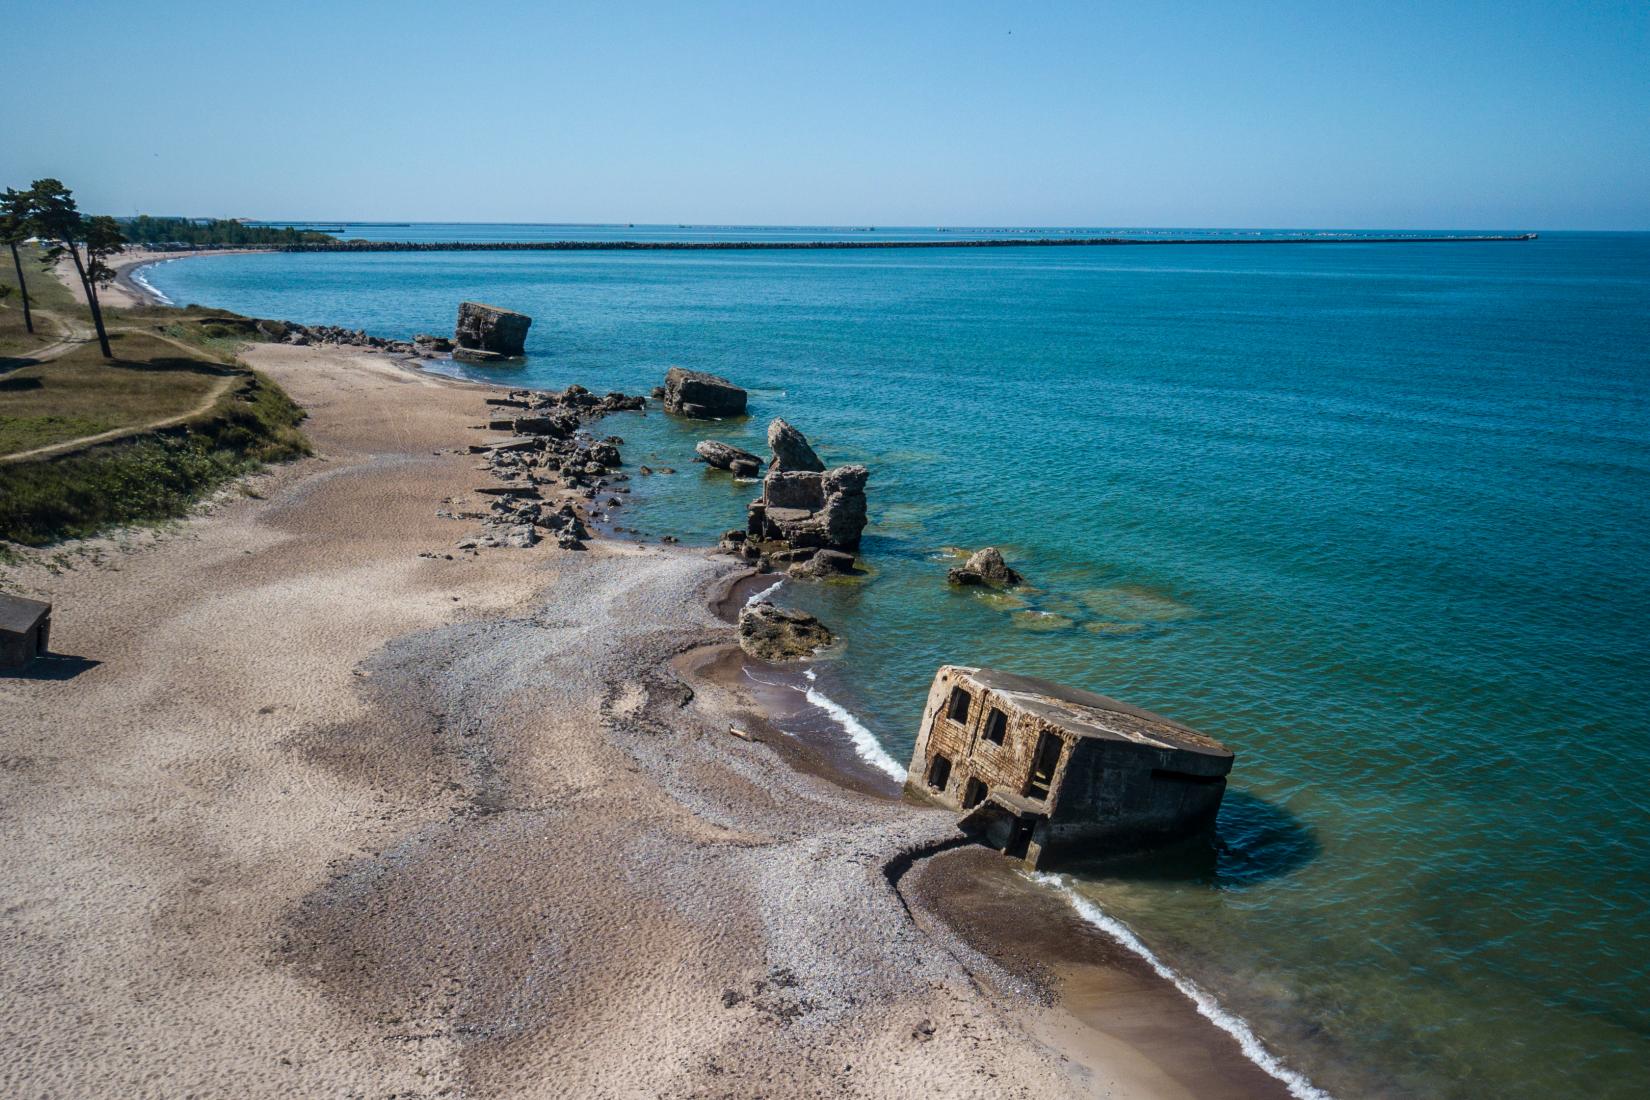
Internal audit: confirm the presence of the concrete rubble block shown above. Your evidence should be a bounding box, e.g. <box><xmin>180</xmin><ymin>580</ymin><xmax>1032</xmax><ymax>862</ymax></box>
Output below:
<box><xmin>453</xmin><ymin>301</ymin><xmax>532</xmax><ymax>360</ymax></box>
<box><xmin>662</xmin><ymin>367</ymin><xmax>747</xmax><ymax>418</ymax></box>
<box><xmin>737</xmin><ymin>601</ymin><xmax>833</xmax><ymax>661</ymax></box>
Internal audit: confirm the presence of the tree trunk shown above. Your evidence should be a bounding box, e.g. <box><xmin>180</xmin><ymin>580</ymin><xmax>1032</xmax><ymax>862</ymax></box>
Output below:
<box><xmin>7</xmin><ymin>241</ymin><xmax>32</xmax><ymax>334</ymax></box>
<box><xmin>66</xmin><ymin>244</ymin><xmax>112</xmax><ymax>358</ymax></box>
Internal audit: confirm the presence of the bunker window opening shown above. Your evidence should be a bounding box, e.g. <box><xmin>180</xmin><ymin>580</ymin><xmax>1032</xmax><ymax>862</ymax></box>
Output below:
<box><xmin>962</xmin><ymin>777</ymin><xmax>988</xmax><ymax>810</ymax></box>
<box><xmin>926</xmin><ymin>754</ymin><xmax>953</xmax><ymax>792</ymax></box>
<box><xmin>1024</xmin><ymin>733</ymin><xmax>1063</xmax><ymax>800</ymax></box>
<box><xmin>947</xmin><ymin>686</ymin><xmax>972</xmax><ymax>724</ymax></box>
<box><xmin>982</xmin><ymin>707</ymin><xmax>1007</xmax><ymax>745</ymax></box>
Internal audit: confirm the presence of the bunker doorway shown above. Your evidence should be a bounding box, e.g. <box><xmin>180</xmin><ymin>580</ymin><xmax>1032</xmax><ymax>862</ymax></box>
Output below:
<box><xmin>1006</xmin><ymin>815</ymin><xmax>1044</xmax><ymax>861</ymax></box>
<box><xmin>961</xmin><ymin>777</ymin><xmax>988</xmax><ymax>810</ymax></box>
<box><xmin>1024</xmin><ymin>732</ymin><xmax>1064</xmax><ymax>800</ymax></box>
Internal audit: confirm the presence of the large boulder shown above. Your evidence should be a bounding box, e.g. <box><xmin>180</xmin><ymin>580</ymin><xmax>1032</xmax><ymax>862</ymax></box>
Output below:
<box><xmin>947</xmin><ymin>546</ymin><xmax>1023</xmax><ymax>588</ymax></box>
<box><xmin>695</xmin><ymin>439</ymin><xmax>763</xmax><ymax>471</ymax></box>
<box><xmin>453</xmin><ymin>302</ymin><xmax>532</xmax><ymax>361</ymax></box>
<box><xmin>738</xmin><ymin>602</ymin><xmax>833</xmax><ymax>661</ymax></box>
<box><xmin>663</xmin><ymin>367</ymin><xmax>747</xmax><ymax>418</ymax></box>
<box><xmin>767</xmin><ymin>418</ymin><xmax>824</xmax><ymax>472</ymax></box>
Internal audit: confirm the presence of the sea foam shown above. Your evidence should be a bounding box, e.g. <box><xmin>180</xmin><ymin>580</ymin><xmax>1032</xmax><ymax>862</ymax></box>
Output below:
<box><xmin>744</xmin><ymin>579</ymin><xmax>785</xmax><ymax>607</ymax></box>
<box><xmin>1027</xmin><ymin>872</ymin><xmax>1331</xmax><ymax>1100</ymax></box>
<box><xmin>802</xmin><ymin>669</ymin><xmax>906</xmax><ymax>782</ymax></box>
<box><xmin>130</xmin><ymin>261</ymin><xmax>173</xmax><ymax>305</ymax></box>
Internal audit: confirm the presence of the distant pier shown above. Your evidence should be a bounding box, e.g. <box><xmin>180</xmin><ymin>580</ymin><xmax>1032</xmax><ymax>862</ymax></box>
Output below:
<box><xmin>257</xmin><ymin>233</ymin><xmax>1538</xmax><ymax>254</ymax></box>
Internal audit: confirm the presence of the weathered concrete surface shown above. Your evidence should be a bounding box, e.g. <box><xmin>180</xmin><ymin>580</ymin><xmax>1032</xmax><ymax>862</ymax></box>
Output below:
<box><xmin>948</xmin><ymin>547</ymin><xmax>1024</xmax><ymax>588</ymax></box>
<box><xmin>453</xmin><ymin>301</ymin><xmax>532</xmax><ymax>360</ymax></box>
<box><xmin>767</xmin><ymin>417</ymin><xmax>824</xmax><ymax>472</ymax></box>
<box><xmin>695</xmin><ymin>439</ymin><xmax>762</xmax><ymax>471</ymax></box>
<box><xmin>662</xmin><ymin>367</ymin><xmax>747</xmax><ymax>418</ymax></box>
<box><xmin>737</xmin><ymin>600</ymin><xmax>833</xmax><ymax>660</ymax></box>
<box><xmin>906</xmin><ymin>665</ymin><xmax>1233</xmax><ymax>868</ymax></box>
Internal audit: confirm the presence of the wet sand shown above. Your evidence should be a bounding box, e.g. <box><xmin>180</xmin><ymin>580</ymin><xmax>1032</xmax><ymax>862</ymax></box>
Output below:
<box><xmin>1</xmin><ymin>324</ymin><xmax>1292</xmax><ymax>1095</ymax></box>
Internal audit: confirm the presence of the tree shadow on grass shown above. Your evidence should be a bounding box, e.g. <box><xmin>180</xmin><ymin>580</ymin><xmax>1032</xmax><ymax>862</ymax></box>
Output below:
<box><xmin>107</xmin><ymin>354</ymin><xmax>242</xmax><ymax>378</ymax></box>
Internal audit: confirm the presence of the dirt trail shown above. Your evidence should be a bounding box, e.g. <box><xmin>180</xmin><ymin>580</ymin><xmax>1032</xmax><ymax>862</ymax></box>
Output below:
<box><xmin>1</xmin><ymin>313</ymin><xmax>244</xmax><ymax>465</ymax></box>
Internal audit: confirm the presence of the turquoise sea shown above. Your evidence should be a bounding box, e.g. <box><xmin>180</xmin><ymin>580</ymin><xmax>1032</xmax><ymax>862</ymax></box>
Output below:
<box><xmin>145</xmin><ymin>227</ymin><xmax>1650</xmax><ymax>1098</ymax></box>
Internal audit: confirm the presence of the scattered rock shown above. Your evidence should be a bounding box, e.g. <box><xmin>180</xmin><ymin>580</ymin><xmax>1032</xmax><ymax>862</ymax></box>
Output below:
<box><xmin>768</xmin><ymin>417</ymin><xmax>824</xmax><ymax>472</ymax></box>
<box><xmin>695</xmin><ymin>439</ymin><xmax>763</xmax><ymax>471</ymax></box>
<box><xmin>662</xmin><ymin>367</ymin><xmax>747</xmax><ymax>418</ymax></box>
<box><xmin>787</xmin><ymin>548</ymin><xmax>855</xmax><ymax>578</ymax></box>
<box><xmin>738</xmin><ymin>602</ymin><xmax>833</xmax><ymax>661</ymax></box>
<box><xmin>454</xmin><ymin>301</ymin><xmax>532</xmax><ymax>360</ymax></box>
<box><xmin>947</xmin><ymin>547</ymin><xmax>1023</xmax><ymax>588</ymax></box>
<box><xmin>413</xmin><ymin>333</ymin><xmax>454</xmax><ymax>355</ymax></box>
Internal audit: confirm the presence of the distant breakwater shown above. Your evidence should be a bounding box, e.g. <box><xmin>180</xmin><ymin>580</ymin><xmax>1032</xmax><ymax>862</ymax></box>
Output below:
<box><xmin>233</xmin><ymin>234</ymin><xmax>1537</xmax><ymax>254</ymax></box>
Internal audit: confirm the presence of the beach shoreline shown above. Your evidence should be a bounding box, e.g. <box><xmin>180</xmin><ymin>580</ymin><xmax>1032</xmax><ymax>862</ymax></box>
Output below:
<box><xmin>0</xmin><ymin>252</ymin><xmax>1306</xmax><ymax>1096</ymax></box>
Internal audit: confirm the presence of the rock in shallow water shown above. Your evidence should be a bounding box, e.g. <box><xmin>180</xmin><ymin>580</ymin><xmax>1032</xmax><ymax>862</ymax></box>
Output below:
<box><xmin>663</xmin><ymin>367</ymin><xmax>747</xmax><ymax>418</ymax></box>
<box><xmin>454</xmin><ymin>301</ymin><xmax>532</xmax><ymax>360</ymax></box>
<box><xmin>767</xmin><ymin>417</ymin><xmax>825</xmax><ymax>472</ymax></box>
<box><xmin>947</xmin><ymin>546</ymin><xmax>1023</xmax><ymax>588</ymax></box>
<box><xmin>738</xmin><ymin>602</ymin><xmax>833</xmax><ymax>660</ymax></box>
<box><xmin>695</xmin><ymin>439</ymin><xmax>763</xmax><ymax>471</ymax></box>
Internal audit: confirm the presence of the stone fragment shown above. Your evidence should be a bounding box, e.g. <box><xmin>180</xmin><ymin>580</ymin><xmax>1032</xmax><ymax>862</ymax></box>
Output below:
<box><xmin>662</xmin><ymin>367</ymin><xmax>747</xmax><ymax>418</ymax></box>
<box><xmin>737</xmin><ymin>602</ymin><xmax>834</xmax><ymax>661</ymax></box>
<box><xmin>454</xmin><ymin>301</ymin><xmax>532</xmax><ymax>360</ymax></box>
<box><xmin>696</xmin><ymin>439</ymin><xmax>763</xmax><ymax>471</ymax></box>
<box><xmin>947</xmin><ymin>547</ymin><xmax>1023</xmax><ymax>588</ymax></box>
<box><xmin>767</xmin><ymin>417</ymin><xmax>824</xmax><ymax>472</ymax></box>
<box><xmin>787</xmin><ymin>549</ymin><xmax>856</xmax><ymax>578</ymax></box>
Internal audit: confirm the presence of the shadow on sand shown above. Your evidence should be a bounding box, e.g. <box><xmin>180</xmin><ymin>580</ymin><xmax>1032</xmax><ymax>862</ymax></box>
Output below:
<box><xmin>1</xmin><ymin>652</ymin><xmax>101</xmax><ymax>681</ymax></box>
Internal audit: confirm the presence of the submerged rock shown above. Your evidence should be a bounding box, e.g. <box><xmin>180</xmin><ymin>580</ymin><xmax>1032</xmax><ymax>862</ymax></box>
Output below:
<box><xmin>738</xmin><ymin>601</ymin><xmax>834</xmax><ymax>661</ymax></box>
<box><xmin>695</xmin><ymin>439</ymin><xmax>763</xmax><ymax>471</ymax></box>
<box><xmin>787</xmin><ymin>548</ymin><xmax>855</xmax><ymax>578</ymax></box>
<box><xmin>767</xmin><ymin>417</ymin><xmax>825</xmax><ymax>472</ymax></box>
<box><xmin>663</xmin><ymin>367</ymin><xmax>747</xmax><ymax>418</ymax></box>
<box><xmin>947</xmin><ymin>547</ymin><xmax>1023</xmax><ymax>588</ymax></box>
<box><xmin>454</xmin><ymin>301</ymin><xmax>532</xmax><ymax>360</ymax></box>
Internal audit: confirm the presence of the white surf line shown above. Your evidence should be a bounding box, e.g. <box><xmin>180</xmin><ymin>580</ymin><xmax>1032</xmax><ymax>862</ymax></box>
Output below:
<box><xmin>1027</xmin><ymin>872</ymin><xmax>1332</xmax><ymax>1100</ymax></box>
<box><xmin>744</xmin><ymin>578</ymin><xmax>785</xmax><ymax>607</ymax></box>
<box><xmin>129</xmin><ymin>261</ymin><xmax>173</xmax><ymax>305</ymax></box>
<box><xmin>802</xmin><ymin>669</ymin><xmax>906</xmax><ymax>782</ymax></box>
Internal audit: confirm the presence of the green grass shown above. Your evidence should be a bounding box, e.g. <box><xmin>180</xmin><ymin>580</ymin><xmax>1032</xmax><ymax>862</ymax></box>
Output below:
<box><xmin>0</xmin><ymin>370</ymin><xmax>309</xmax><ymax>545</ymax></box>
<box><xmin>0</xmin><ymin>330</ymin><xmax>234</xmax><ymax>456</ymax></box>
<box><xmin>0</xmin><ymin>248</ymin><xmax>313</xmax><ymax>546</ymax></box>
<box><xmin>0</xmin><ymin>245</ymin><xmax>80</xmax><ymax>356</ymax></box>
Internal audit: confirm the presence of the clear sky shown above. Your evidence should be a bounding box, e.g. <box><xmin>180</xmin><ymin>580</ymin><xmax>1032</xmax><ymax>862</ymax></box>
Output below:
<box><xmin>7</xmin><ymin>0</ymin><xmax>1648</xmax><ymax>229</ymax></box>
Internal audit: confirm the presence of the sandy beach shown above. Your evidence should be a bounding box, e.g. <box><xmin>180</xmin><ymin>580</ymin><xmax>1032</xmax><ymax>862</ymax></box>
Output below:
<box><xmin>1</xmin><ymin>253</ymin><xmax>1294</xmax><ymax>1097</ymax></box>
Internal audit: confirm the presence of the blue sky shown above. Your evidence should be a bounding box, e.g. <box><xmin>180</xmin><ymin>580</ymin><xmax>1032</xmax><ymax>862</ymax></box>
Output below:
<box><xmin>7</xmin><ymin>1</ymin><xmax>1647</xmax><ymax>228</ymax></box>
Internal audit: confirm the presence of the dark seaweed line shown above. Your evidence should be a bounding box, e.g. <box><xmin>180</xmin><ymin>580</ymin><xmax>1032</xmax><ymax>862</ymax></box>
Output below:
<box><xmin>266</xmin><ymin>233</ymin><xmax>1536</xmax><ymax>253</ymax></box>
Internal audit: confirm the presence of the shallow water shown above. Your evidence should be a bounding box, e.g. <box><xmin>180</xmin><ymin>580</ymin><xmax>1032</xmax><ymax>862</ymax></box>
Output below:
<box><xmin>148</xmin><ymin>228</ymin><xmax>1650</xmax><ymax>1098</ymax></box>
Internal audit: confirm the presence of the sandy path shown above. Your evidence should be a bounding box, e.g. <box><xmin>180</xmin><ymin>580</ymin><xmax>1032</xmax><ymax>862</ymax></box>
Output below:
<box><xmin>0</xmin><ymin>344</ymin><xmax>1286</xmax><ymax>1098</ymax></box>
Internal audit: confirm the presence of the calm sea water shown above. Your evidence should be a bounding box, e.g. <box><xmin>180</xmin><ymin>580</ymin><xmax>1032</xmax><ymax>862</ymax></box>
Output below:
<box><xmin>146</xmin><ymin>228</ymin><xmax>1650</xmax><ymax>1098</ymax></box>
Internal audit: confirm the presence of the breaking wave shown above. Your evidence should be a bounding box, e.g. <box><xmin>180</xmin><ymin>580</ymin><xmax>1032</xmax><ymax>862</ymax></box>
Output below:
<box><xmin>802</xmin><ymin>669</ymin><xmax>906</xmax><ymax>782</ymax></box>
<box><xmin>744</xmin><ymin>578</ymin><xmax>785</xmax><ymax>607</ymax></box>
<box><xmin>129</xmin><ymin>261</ymin><xmax>173</xmax><ymax>305</ymax></box>
<box><xmin>1028</xmin><ymin>872</ymin><xmax>1331</xmax><ymax>1100</ymax></box>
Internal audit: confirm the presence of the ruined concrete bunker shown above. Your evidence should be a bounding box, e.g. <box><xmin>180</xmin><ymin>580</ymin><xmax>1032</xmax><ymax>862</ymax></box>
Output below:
<box><xmin>905</xmin><ymin>665</ymin><xmax>1233</xmax><ymax>868</ymax></box>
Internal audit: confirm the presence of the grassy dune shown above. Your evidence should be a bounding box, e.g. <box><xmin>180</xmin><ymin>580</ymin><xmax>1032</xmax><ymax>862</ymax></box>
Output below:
<box><xmin>0</xmin><ymin>248</ymin><xmax>311</xmax><ymax>545</ymax></box>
